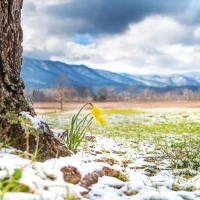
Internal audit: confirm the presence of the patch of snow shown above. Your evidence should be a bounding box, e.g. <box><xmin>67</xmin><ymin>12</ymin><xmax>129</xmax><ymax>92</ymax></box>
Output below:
<box><xmin>20</xmin><ymin>111</ymin><xmax>45</xmax><ymax>130</ymax></box>
<box><xmin>2</xmin><ymin>111</ymin><xmax>200</xmax><ymax>199</ymax></box>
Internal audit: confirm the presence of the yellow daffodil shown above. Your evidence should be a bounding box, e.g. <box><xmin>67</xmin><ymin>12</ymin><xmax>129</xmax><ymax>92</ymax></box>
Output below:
<box><xmin>67</xmin><ymin>102</ymin><xmax>106</xmax><ymax>153</ymax></box>
<box><xmin>90</xmin><ymin>104</ymin><xmax>106</xmax><ymax>126</ymax></box>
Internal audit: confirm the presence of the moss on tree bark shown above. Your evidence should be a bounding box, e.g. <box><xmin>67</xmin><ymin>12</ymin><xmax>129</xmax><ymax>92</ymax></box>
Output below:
<box><xmin>0</xmin><ymin>0</ymin><xmax>72</xmax><ymax>161</ymax></box>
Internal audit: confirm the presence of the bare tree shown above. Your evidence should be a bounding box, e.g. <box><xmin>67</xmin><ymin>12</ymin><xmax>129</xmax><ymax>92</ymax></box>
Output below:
<box><xmin>76</xmin><ymin>87</ymin><xmax>91</xmax><ymax>101</ymax></box>
<box><xmin>52</xmin><ymin>74</ymin><xmax>71</xmax><ymax>109</ymax></box>
<box><xmin>96</xmin><ymin>87</ymin><xmax>108</xmax><ymax>101</ymax></box>
<box><xmin>171</xmin><ymin>89</ymin><xmax>180</xmax><ymax>100</ymax></box>
<box><xmin>83</xmin><ymin>88</ymin><xmax>91</xmax><ymax>101</ymax></box>
<box><xmin>67</xmin><ymin>88</ymin><xmax>78</xmax><ymax>101</ymax></box>
<box><xmin>182</xmin><ymin>89</ymin><xmax>194</xmax><ymax>101</ymax></box>
<box><xmin>163</xmin><ymin>91</ymin><xmax>172</xmax><ymax>101</ymax></box>
<box><xmin>196</xmin><ymin>88</ymin><xmax>200</xmax><ymax>100</ymax></box>
<box><xmin>128</xmin><ymin>86</ymin><xmax>135</xmax><ymax>101</ymax></box>
<box><xmin>0</xmin><ymin>1</ymin><xmax>71</xmax><ymax>161</ymax></box>
<box><xmin>139</xmin><ymin>88</ymin><xmax>149</xmax><ymax>100</ymax></box>
<box><xmin>107</xmin><ymin>87</ymin><xmax>116</xmax><ymax>101</ymax></box>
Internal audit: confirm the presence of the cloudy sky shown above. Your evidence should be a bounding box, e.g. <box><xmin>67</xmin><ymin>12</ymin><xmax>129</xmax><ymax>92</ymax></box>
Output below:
<box><xmin>21</xmin><ymin>0</ymin><xmax>200</xmax><ymax>75</ymax></box>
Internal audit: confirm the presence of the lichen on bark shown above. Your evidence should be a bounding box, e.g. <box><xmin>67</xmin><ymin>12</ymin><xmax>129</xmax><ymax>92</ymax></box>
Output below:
<box><xmin>0</xmin><ymin>0</ymin><xmax>72</xmax><ymax>161</ymax></box>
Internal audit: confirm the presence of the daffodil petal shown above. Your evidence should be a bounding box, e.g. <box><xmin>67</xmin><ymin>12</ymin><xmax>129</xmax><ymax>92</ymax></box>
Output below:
<box><xmin>90</xmin><ymin>104</ymin><xmax>106</xmax><ymax>126</ymax></box>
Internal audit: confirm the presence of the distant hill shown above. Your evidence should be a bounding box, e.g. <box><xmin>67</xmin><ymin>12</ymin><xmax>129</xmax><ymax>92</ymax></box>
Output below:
<box><xmin>21</xmin><ymin>57</ymin><xmax>200</xmax><ymax>93</ymax></box>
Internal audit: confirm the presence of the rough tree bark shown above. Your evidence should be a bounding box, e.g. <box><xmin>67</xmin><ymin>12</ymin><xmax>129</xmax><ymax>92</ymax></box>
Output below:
<box><xmin>0</xmin><ymin>0</ymin><xmax>71</xmax><ymax>161</ymax></box>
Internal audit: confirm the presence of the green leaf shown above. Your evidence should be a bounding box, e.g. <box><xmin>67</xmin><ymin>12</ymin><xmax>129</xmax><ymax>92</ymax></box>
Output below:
<box><xmin>12</xmin><ymin>169</ymin><xmax>22</xmax><ymax>181</ymax></box>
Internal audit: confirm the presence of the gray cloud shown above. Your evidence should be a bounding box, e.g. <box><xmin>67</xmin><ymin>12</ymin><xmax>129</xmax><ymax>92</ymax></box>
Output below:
<box><xmin>42</xmin><ymin>0</ymin><xmax>190</xmax><ymax>35</ymax></box>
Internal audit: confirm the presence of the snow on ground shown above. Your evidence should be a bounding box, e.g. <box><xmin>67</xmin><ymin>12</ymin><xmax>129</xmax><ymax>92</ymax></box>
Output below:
<box><xmin>1</xmin><ymin>110</ymin><xmax>200</xmax><ymax>199</ymax></box>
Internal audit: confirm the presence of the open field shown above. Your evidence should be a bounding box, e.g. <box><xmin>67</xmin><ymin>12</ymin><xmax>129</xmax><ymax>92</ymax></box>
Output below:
<box><xmin>2</xmin><ymin>101</ymin><xmax>200</xmax><ymax>199</ymax></box>
<box><xmin>37</xmin><ymin>105</ymin><xmax>200</xmax><ymax>199</ymax></box>
<box><xmin>34</xmin><ymin>100</ymin><xmax>200</xmax><ymax>114</ymax></box>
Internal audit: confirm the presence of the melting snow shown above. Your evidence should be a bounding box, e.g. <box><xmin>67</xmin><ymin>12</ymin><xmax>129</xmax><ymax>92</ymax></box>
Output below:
<box><xmin>2</xmin><ymin>111</ymin><xmax>200</xmax><ymax>199</ymax></box>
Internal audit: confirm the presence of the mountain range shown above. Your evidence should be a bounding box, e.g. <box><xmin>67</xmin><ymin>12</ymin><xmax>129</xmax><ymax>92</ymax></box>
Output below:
<box><xmin>21</xmin><ymin>57</ymin><xmax>200</xmax><ymax>93</ymax></box>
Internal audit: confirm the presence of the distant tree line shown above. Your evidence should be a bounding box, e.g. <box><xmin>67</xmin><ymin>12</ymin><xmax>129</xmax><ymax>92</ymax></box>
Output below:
<box><xmin>24</xmin><ymin>86</ymin><xmax>200</xmax><ymax>102</ymax></box>
<box><xmin>24</xmin><ymin>75</ymin><xmax>200</xmax><ymax>108</ymax></box>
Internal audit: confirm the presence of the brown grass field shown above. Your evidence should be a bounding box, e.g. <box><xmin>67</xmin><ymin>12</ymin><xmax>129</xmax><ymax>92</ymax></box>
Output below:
<box><xmin>34</xmin><ymin>101</ymin><xmax>200</xmax><ymax>113</ymax></box>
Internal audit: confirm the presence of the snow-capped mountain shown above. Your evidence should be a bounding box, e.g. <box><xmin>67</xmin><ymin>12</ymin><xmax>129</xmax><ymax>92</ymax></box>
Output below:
<box><xmin>121</xmin><ymin>73</ymin><xmax>200</xmax><ymax>87</ymax></box>
<box><xmin>21</xmin><ymin>57</ymin><xmax>200</xmax><ymax>92</ymax></box>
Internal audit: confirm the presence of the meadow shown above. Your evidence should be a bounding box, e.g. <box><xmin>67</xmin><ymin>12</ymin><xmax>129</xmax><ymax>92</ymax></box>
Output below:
<box><xmin>36</xmin><ymin>101</ymin><xmax>200</xmax><ymax>199</ymax></box>
<box><xmin>2</xmin><ymin>101</ymin><xmax>200</xmax><ymax>199</ymax></box>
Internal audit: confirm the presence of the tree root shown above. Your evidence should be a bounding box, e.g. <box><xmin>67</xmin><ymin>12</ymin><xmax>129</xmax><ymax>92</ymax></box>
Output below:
<box><xmin>61</xmin><ymin>166</ymin><xmax>119</xmax><ymax>189</ymax></box>
<box><xmin>3</xmin><ymin>119</ymin><xmax>72</xmax><ymax>162</ymax></box>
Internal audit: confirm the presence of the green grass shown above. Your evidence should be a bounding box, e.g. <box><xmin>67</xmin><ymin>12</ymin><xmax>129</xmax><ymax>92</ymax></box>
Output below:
<box><xmin>42</xmin><ymin>109</ymin><xmax>200</xmax><ymax>136</ymax></box>
<box><xmin>41</xmin><ymin>109</ymin><xmax>200</xmax><ymax>179</ymax></box>
<box><xmin>0</xmin><ymin>169</ymin><xmax>31</xmax><ymax>200</ymax></box>
<box><xmin>42</xmin><ymin>109</ymin><xmax>200</xmax><ymax>143</ymax></box>
<box><xmin>103</xmin><ymin>109</ymin><xmax>144</xmax><ymax>115</ymax></box>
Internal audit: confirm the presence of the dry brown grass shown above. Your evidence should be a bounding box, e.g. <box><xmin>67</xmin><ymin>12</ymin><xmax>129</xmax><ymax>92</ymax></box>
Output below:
<box><xmin>33</xmin><ymin>101</ymin><xmax>200</xmax><ymax>113</ymax></box>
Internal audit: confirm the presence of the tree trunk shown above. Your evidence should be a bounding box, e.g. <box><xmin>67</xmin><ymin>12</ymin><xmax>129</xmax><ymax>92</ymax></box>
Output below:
<box><xmin>0</xmin><ymin>0</ymin><xmax>71</xmax><ymax>161</ymax></box>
